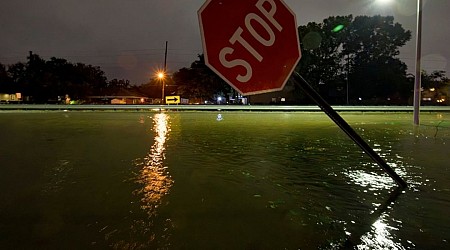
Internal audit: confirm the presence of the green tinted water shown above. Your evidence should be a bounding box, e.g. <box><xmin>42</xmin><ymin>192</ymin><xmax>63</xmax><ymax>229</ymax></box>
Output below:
<box><xmin>0</xmin><ymin>111</ymin><xmax>449</xmax><ymax>249</ymax></box>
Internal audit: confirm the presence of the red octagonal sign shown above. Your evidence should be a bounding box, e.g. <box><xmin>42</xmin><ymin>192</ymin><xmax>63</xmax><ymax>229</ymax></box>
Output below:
<box><xmin>198</xmin><ymin>0</ymin><xmax>301</xmax><ymax>95</ymax></box>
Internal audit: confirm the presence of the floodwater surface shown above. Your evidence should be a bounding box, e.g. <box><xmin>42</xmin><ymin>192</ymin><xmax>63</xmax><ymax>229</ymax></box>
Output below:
<box><xmin>0</xmin><ymin>111</ymin><xmax>449</xmax><ymax>249</ymax></box>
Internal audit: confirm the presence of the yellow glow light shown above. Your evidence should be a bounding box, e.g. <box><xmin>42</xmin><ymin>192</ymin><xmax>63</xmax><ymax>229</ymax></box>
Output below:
<box><xmin>157</xmin><ymin>71</ymin><xmax>165</xmax><ymax>79</ymax></box>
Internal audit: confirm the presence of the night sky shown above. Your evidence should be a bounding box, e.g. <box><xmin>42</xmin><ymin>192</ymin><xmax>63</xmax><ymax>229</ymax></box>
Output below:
<box><xmin>1</xmin><ymin>0</ymin><xmax>448</xmax><ymax>85</ymax></box>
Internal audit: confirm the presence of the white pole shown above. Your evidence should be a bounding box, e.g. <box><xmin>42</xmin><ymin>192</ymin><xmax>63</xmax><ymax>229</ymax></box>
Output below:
<box><xmin>413</xmin><ymin>0</ymin><xmax>423</xmax><ymax>126</ymax></box>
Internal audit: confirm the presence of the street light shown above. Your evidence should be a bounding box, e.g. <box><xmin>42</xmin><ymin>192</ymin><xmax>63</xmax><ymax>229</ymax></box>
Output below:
<box><xmin>377</xmin><ymin>0</ymin><xmax>422</xmax><ymax>125</ymax></box>
<box><xmin>153</xmin><ymin>41</ymin><xmax>169</xmax><ymax>105</ymax></box>
<box><xmin>156</xmin><ymin>70</ymin><xmax>166</xmax><ymax>104</ymax></box>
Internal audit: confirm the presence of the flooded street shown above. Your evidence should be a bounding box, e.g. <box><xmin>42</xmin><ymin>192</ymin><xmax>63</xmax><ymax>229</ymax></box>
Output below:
<box><xmin>0</xmin><ymin>111</ymin><xmax>449</xmax><ymax>249</ymax></box>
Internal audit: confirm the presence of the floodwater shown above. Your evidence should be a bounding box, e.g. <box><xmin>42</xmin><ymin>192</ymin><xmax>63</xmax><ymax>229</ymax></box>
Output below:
<box><xmin>0</xmin><ymin>111</ymin><xmax>449</xmax><ymax>249</ymax></box>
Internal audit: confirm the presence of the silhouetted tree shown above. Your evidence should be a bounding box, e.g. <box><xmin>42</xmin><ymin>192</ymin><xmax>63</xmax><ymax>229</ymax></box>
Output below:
<box><xmin>172</xmin><ymin>54</ymin><xmax>231</xmax><ymax>102</ymax></box>
<box><xmin>344</xmin><ymin>15</ymin><xmax>411</xmax><ymax>103</ymax></box>
<box><xmin>106</xmin><ymin>79</ymin><xmax>131</xmax><ymax>95</ymax></box>
<box><xmin>0</xmin><ymin>63</ymin><xmax>14</xmax><ymax>92</ymax></box>
<box><xmin>297</xmin><ymin>15</ymin><xmax>352</xmax><ymax>103</ymax></box>
<box><xmin>71</xmin><ymin>63</ymin><xmax>107</xmax><ymax>97</ymax></box>
<box><xmin>2</xmin><ymin>54</ymin><xmax>109</xmax><ymax>102</ymax></box>
<box><xmin>421</xmin><ymin>70</ymin><xmax>449</xmax><ymax>89</ymax></box>
<box><xmin>297</xmin><ymin>15</ymin><xmax>412</xmax><ymax>104</ymax></box>
<box><xmin>6</xmin><ymin>62</ymin><xmax>27</xmax><ymax>93</ymax></box>
<box><xmin>419</xmin><ymin>70</ymin><xmax>449</xmax><ymax>105</ymax></box>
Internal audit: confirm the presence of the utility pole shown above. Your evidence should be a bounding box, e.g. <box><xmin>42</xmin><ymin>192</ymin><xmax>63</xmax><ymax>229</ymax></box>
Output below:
<box><xmin>164</xmin><ymin>41</ymin><xmax>168</xmax><ymax>72</ymax></box>
<box><xmin>162</xmin><ymin>41</ymin><xmax>168</xmax><ymax>104</ymax></box>
<box><xmin>346</xmin><ymin>54</ymin><xmax>350</xmax><ymax>105</ymax></box>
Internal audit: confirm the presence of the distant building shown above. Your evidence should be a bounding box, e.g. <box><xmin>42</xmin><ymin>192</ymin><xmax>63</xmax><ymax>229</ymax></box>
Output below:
<box><xmin>87</xmin><ymin>95</ymin><xmax>152</xmax><ymax>105</ymax></box>
<box><xmin>87</xmin><ymin>89</ymin><xmax>152</xmax><ymax>104</ymax></box>
<box><xmin>0</xmin><ymin>93</ymin><xmax>23</xmax><ymax>103</ymax></box>
<box><xmin>422</xmin><ymin>86</ymin><xmax>448</xmax><ymax>105</ymax></box>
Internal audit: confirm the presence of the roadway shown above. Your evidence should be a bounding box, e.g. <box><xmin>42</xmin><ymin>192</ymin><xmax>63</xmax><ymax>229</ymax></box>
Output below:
<box><xmin>1</xmin><ymin>104</ymin><xmax>450</xmax><ymax>112</ymax></box>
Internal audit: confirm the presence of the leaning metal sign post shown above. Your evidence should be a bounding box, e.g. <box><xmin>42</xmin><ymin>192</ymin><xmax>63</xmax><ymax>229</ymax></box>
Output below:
<box><xmin>198</xmin><ymin>0</ymin><xmax>407</xmax><ymax>188</ymax></box>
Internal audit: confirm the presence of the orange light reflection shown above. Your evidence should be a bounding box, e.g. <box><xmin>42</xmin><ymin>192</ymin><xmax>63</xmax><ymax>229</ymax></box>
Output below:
<box><xmin>135</xmin><ymin>113</ymin><xmax>173</xmax><ymax>216</ymax></box>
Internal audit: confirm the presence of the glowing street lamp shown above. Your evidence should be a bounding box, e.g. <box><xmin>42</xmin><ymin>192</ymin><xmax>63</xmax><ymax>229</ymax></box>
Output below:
<box><xmin>156</xmin><ymin>70</ymin><xmax>166</xmax><ymax>104</ymax></box>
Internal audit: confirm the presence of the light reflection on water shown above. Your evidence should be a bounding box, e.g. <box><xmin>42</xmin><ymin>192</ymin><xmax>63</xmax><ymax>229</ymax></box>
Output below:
<box><xmin>116</xmin><ymin>113</ymin><xmax>174</xmax><ymax>248</ymax></box>
<box><xmin>134</xmin><ymin>113</ymin><xmax>173</xmax><ymax>215</ymax></box>
<box><xmin>135</xmin><ymin>113</ymin><xmax>173</xmax><ymax>247</ymax></box>
<box><xmin>342</xmin><ymin>163</ymin><xmax>408</xmax><ymax>249</ymax></box>
<box><xmin>357</xmin><ymin>214</ymin><xmax>407</xmax><ymax>250</ymax></box>
<box><xmin>160</xmin><ymin>112</ymin><xmax>450</xmax><ymax>249</ymax></box>
<box><xmin>340</xmin><ymin>125</ymin><xmax>435</xmax><ymax>250</ymax></box>
<box><xmin>341</xmin><ymin>136</ymin><xmax>400</xmax><ymax>249</ymax></box>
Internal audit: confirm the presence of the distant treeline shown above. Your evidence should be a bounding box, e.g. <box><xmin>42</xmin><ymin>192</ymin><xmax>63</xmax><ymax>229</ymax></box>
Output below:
<box><xmin>1</xmin><ymin>15</ymin><xmax>449</xmax><ymax>105</ymax></box>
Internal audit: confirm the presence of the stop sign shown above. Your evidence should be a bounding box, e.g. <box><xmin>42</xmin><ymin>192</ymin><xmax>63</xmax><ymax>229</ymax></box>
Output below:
<box><xmin>198</xmin><ymin>0</ymin><xmax>301</xmax><ymax>95</ymax></box>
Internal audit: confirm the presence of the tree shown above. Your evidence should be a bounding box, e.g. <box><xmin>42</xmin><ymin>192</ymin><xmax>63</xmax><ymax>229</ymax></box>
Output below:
<box><xmin>297</xmin><ymin>15</ymin><xmax>352</xmax><ymax>103</ymax></box>
<box><xmin>421</xmin><ymin>70</ymin><xmax>449</xmax><ymax>89</ymax></box>
<box><xmin>25</xmin><ymin>53</ymin><xmax>48</xmax><ymax>102</ymax></box>
<box><xmin>6</xmin><ymin>62</ymin><xmax>27</xmax><ymax>93</ymax></box>
<box><xmin>106</xmin><ymin>79</ymin><xmax>131</xmax><ymax>94</ymax></box>
<box><xmin>0</xmin><ymin>63</ymin><xmax>7</xmax><ymax>82</ymax></box>
<box><xmin>344</xmin><ymin>15</ymin><xmax>411</xmax><ymax>103</ymax></box>
<box><xmin>71</xmin><ymin>63</ymin><xmax>108</xmax><ymax>97</ymax></box>
<box><xmin>172</xmin><ymin>55</ymin><xmax>231</xmax><ymax>102</ymax></box>
<box><xmin>296</xmin><ymin>15</ymin><xmax>412</xmax><ymax>104</ymax></box>
<box><xmin>3</xmin><ymin>53</ymin><xmax>109</xmax><ymax>103</ymax></box>
<box><xmin>0</xmin><ymin>63</ymin><xmax>13</xmax><ymax>92</ymax></box>
<box><xmin>420</xmin><ymin>70</ymin><xmax>449</xmax><ymax>105</ymax></box>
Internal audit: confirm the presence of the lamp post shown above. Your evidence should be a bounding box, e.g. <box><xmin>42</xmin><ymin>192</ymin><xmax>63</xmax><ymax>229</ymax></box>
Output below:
<box><xmin>376</xmin><ymin>0</ymin><xmax>422</xmax><ymax>125</ymax></box>
<box><xmin>155</xmin><ymin>41</ymin><xmax>169</xmax><ymax>105</ymax></box>
<box><xmin>413</xmin><ymin>0</ymin><xmax>423</xmax><ymax>126</ymax></box>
